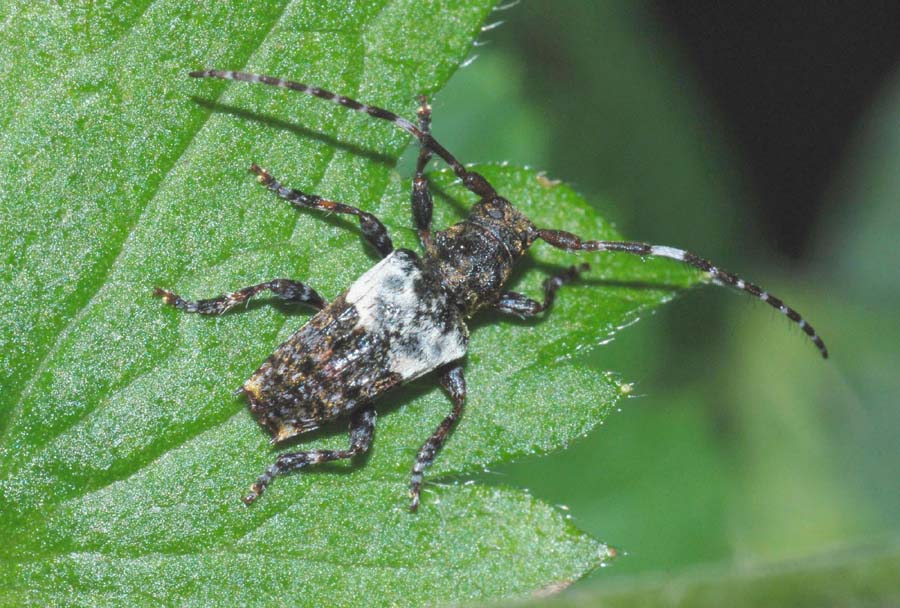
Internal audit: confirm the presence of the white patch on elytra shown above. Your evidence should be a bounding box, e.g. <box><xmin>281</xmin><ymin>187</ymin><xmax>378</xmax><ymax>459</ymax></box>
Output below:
<box><xmin>345</xmin><ymin>251</ymin><xmax>468</xmax><ymax>381</ymax></box>
<box><xmin>346</xmin><ymin>253</ymin><xmax>417</xmax><ymax>330</ymax></box>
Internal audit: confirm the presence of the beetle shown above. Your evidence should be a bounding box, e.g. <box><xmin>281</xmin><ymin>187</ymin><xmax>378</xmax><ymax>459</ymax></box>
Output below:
<box><xmin>155</xmin><ymin>69</ymin><xmax>827</xmax><ymax>511</ymax></box>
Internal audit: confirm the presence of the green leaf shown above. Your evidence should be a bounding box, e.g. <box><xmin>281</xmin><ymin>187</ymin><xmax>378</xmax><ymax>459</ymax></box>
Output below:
<box><xmin>0</xmin><ymin>2</ymin><xmax>702</xmax><ymax>605</ymax></box>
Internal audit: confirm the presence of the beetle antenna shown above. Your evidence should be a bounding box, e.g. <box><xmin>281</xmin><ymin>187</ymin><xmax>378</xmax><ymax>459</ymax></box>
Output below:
<box><xmin>189</xmin><ymin>70</ymin><xmax>497</xmax><ymax>198</ymax></box>
<box><xmin>537</xmin><ymin>230</ymin><xmax>828</xmax><ymax>358</ymax></box>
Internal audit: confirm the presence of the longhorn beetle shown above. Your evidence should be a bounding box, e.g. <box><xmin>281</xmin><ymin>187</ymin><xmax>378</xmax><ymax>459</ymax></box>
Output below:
<box><xmin>155</xmin><ymin>69</ymin><xmax>828</xmax><ymax>512</ymax></box>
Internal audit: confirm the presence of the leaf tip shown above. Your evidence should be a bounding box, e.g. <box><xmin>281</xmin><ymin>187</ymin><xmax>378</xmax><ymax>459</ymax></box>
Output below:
<box><xmin>597</xmin><ymin>542</ymin><xmax>620</xmax><ymax>566</ymax></box>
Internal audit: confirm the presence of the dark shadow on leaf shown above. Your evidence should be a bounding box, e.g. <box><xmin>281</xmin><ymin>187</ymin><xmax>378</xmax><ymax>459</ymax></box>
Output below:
<box><xmin>427</xmin><ymin>177</ymin><xmax>474</xmax><ymax>218</ymax></box>
<box><xmin>193</xmin><ymin>97</ymin><xmax>400</xmax><ymax>263</ymax></box>
<box><xmin>191</xmin><ymin>97</ymin><xmax>396</xmax><ymax>167</ymax></box>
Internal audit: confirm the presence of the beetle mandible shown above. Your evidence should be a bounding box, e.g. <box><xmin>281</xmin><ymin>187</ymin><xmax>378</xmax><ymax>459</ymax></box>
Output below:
<box><xmin>155</xmin><ymin>69</ymin><xmax>828</xmax><ymax>511</ymax></box>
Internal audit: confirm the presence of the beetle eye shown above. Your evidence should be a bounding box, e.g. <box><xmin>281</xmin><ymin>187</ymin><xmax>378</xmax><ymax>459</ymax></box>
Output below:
<box><xmin>481</xmin><ymin>197</ymin><xmax>508</xmax><ymax>220</ymax></box>
<box><xmin>486</xmin><ymin>205</ymin><xmax>504</xmax><ymax>219</ymax></box>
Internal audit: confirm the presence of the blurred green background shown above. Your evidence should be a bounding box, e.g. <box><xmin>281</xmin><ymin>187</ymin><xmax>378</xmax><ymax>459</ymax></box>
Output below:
<box><xmin>418</xmin><ymin>2</ymin><xmax>900</xmax><ymax>598</ymax></box>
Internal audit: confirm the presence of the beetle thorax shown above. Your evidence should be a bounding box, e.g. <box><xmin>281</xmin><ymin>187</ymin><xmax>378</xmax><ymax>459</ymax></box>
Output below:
<box><xmin>427</xmin><ymin>197</ymin><xmax>537</xmax><ymax>316</ymax></box>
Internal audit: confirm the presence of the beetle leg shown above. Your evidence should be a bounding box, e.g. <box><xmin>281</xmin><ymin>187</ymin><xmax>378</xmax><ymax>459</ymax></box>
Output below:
<box><xmin>250</xmin><ymin>164</ymin><xmax>394</xmax><ymax>258</ymax></box>
<box><xmin>153</xmin><ymin>279</ymin><xmax>326</xmax><ymax>315</ymax></box>
<box><xmin>409</xmin><ymin>364</ymin><xmax>466</xmax><ymax>512</ymax></box>
<box><xmin>493</xmin><ymin>263</ymin><xmax>589</xmax><ymax>318</ymax></box>
<box><xmin>412</xmin><ymin>95</ymin><xmax>435</xmax><ymax>248</ymax></box>
<box><xmin>242</xmin><ymin>406</ymin><xmax>377</xmax><ymax>505</ymax></box>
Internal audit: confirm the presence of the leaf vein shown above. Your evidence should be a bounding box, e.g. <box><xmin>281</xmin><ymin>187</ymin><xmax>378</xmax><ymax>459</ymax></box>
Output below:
<box><xmin>0</xmin><ymin>0</ymin><xmax>296</xmax><ymax>454</ymax></box>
